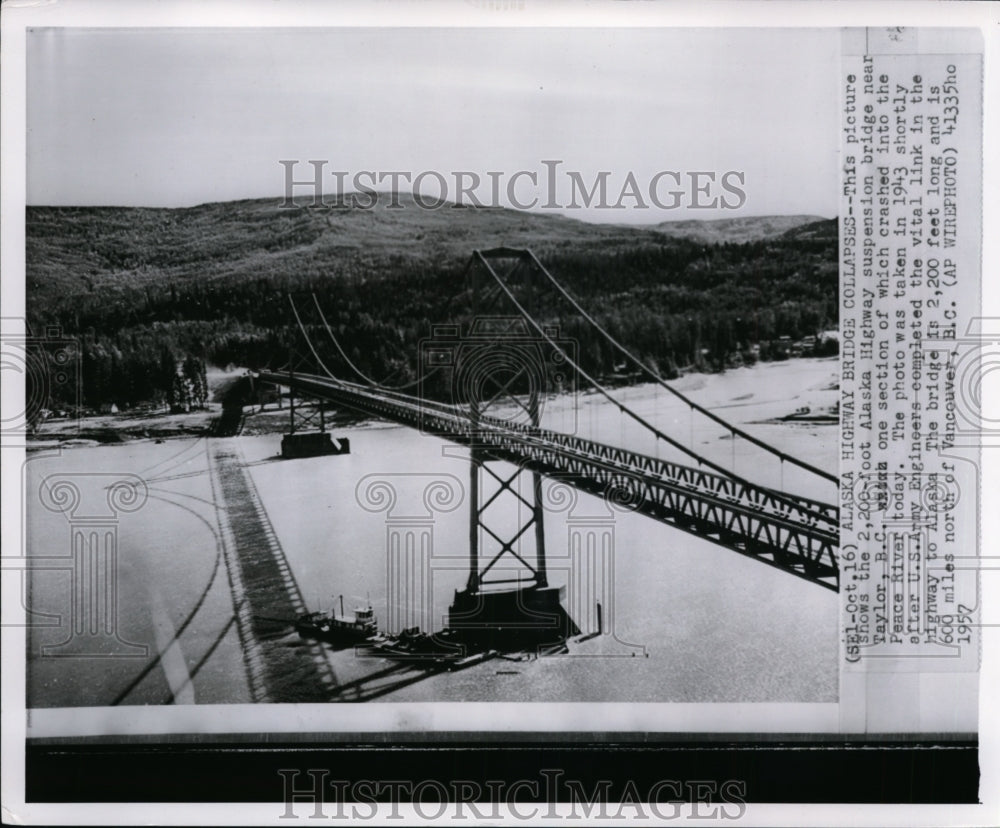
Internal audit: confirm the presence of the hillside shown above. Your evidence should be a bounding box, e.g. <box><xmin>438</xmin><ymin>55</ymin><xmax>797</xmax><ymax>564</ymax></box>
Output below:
<box><xmin>25</xmin><ymin>196</ymin><xmax>838</xmax><ymax>411</ymax></box>
<box><xmin>26</xmin><ymin>196</ymin><xmax>828</xmax><ymax>303</ymax></box>
<box><xmin>27</xmin><ymin>194</ymin><xmax>646</xmax><ymax>303</ymax></box>
<box><xmin>654</xmin><ymin>214</ymin><xmax>830</xmax><ymax>244</ymax></box>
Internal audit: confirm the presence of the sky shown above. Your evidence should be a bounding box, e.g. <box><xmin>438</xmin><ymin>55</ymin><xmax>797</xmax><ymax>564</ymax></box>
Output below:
<box><xmin>26</xmin><ymin>27</ymin><xmax>840</xmax><ymax>222</ymax></box>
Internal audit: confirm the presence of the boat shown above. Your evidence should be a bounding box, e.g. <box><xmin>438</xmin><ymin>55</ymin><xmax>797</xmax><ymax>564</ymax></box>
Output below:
<box><xmin>296</xmin><ymin>594</ymin><xmax>378</xmax><ymax>645</ymax></box>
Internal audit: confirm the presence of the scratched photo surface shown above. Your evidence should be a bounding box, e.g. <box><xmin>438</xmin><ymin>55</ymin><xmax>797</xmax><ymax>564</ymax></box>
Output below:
<box><xmin>23</xmin><ymin>27</ymin><xmax>841</xmax><ymax>707</ymax></box>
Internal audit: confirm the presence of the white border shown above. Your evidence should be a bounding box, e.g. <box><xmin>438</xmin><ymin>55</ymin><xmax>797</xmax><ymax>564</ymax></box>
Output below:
<box><xmin>24</xmin><ymin>702</ymin><xmax>841</xmax><ymax>740</ymax></box>
<box><xmin>3</xmin><ymin>1</ymin><xmax>999</xmax><ymax>825</ymax></box>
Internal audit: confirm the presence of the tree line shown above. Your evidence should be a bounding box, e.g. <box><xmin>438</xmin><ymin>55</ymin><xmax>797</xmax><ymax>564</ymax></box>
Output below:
<box><xmin>27</xmin><ymin>220</ymin><xmax>838</xmax><ymax>412</ymax></box>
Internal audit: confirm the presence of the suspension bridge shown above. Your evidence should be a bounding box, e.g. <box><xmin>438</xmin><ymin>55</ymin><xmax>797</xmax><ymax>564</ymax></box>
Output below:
<box><xmin>253</xmin><ymin>247</ymin><xmax>839</xmax><ymax>646</ymax></box>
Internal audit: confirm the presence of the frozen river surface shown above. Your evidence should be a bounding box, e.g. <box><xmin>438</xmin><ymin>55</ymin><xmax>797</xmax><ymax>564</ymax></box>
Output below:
<box><xmin>26</xmin><ymin>358</ymin><xmax>839</xmax><ymax>706</ymax></box>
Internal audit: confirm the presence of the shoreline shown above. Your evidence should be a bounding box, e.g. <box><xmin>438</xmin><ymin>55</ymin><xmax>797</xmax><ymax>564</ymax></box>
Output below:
<box><xmin>28</xmin><ymin>356</ymin><xmax>839</xmax><ymax>450</ymax></box>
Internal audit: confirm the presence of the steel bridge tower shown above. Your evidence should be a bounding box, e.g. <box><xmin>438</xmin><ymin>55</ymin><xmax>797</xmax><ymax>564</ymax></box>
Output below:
<box><xmin>435</xmin><ymin>249</ymin><xmax>578</xmax><ymax>648</ymax></box>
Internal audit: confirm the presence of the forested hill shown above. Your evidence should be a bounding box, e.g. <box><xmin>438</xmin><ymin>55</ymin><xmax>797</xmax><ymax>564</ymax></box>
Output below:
<box><xmin>26</xmin><ymin>194</ymin><xmax>837</xmax><ymax>411</ymax></box>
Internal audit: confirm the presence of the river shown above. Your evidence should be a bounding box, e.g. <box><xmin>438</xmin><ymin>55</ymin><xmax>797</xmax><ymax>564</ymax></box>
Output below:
<box><xmin>25</xmin><ymin>357</ymin><xmax>839</xmax><ymax>706</ymax></box>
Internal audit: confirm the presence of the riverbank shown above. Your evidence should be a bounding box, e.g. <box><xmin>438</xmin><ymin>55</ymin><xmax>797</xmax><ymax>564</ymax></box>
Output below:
<box><xmin>29</xmin><ymin>357</ymin><xmax>838</xmax><ymax>451</ymax></box>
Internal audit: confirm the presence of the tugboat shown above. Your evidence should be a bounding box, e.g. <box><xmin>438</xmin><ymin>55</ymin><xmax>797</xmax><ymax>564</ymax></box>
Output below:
<box><xmin>296</xmin><ymin>594</ymin><xmax>378</xmax><ymax>645</ymax></box>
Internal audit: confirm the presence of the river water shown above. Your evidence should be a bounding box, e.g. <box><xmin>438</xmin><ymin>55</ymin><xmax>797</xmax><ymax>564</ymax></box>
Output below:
<box><xmin>26</xmin><ymin>358</ymin><xmax>838</xmax><ymax>706</ymax></box>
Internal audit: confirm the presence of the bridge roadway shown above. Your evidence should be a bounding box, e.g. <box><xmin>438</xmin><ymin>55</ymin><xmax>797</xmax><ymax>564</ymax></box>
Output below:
<box><xmin>256</xmin><ymin>371</ymin><xmax>839</xmax><ymax>591</ymax></box>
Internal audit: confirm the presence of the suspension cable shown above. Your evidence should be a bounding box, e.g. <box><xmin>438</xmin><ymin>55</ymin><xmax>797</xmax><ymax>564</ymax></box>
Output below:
<box><xmin>475</xmin><ymin>250</ymin><xmax>832</xmax><ymax>507</ymax></box>
<box><xmin>288</xmin><ymin>295</ymin><xmax>348</xmax><ymax>382</ymax></box>
<box><xmin>287</xmin><ymin>255</ymin><xmax>834</xmax><ymax>514</ymax></box>
<box><xmin>523</xmin><ymin>249</ymin><xmax>837</xmax><ymax>486</ymax></box>
<box><xmin>282</xmin><ymin>367</ymin><xmax>838</xmax><ymax>524</ymax></box>
<box><xmin>309</xmin><ymin>293</ymin><xmax>433</xmax><ymax>391</ymax></box>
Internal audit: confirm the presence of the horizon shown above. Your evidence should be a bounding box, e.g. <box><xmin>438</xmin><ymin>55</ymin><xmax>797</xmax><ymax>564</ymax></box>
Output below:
<box><xmin>27</xmin><ymin>28</ymin><xmax>839</xmax><ymax>222</ymax></box>
<box><xmin>25</xmin><ymin>190</ymin><xmax>835</xmax><ymax>227</ymax></box>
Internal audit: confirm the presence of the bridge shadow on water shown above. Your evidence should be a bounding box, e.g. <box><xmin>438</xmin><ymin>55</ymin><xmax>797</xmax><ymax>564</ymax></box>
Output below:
<box><xmin>322</xmin><ymin>658</ymin><xmax>448</xmax><ymax>702</ymax></box>
<box><xmin>264</xmin><ymin>631</ymin><xmax>456</xmax><ymax>702</ymax></box>
<box><xmin>311</xmin><ymin>635</ymin><xmax>573</xmax><ymax>703</ymax></box>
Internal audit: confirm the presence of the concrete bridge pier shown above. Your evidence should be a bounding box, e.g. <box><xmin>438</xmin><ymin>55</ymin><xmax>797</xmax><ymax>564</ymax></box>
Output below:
<box><xmin>447</xmin><ymin>584</ymin><xmax>578</xmax><ymax>651</ymax></box>
<box><xmin>278</xmin><ymin>369</ymin><xmax>350</xmax><ymax>459</ymax></box>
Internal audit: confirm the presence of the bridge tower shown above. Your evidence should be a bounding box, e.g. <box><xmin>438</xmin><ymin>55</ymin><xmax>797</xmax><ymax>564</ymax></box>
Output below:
<box><xmin>441</xmin><ymin>249</ymin><xmax>578</xmax><ymax>649</ymax></box>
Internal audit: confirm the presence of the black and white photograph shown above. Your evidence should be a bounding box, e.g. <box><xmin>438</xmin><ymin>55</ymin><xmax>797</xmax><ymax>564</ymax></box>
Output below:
<box><xmin>21</xmin><ymin>23</ymin><xmax>845</xmax><ymax>708</ymax></box>
<box><xmin>2</xmin><ymin>1</ymin><xmax>996</xmax><ymax>823</ymax></box>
